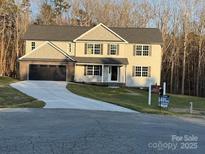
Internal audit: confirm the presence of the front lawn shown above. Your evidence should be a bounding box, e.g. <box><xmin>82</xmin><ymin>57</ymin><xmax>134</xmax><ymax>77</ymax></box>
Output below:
<box><xmin>67</xmin><ymin>83</ymin><xmax>205</xmax><ymax>115</ymax></box>
<box><xmin>0</xmin><ymin>77</ymin><xmax>45</xmax><ymax>108</ymax></box>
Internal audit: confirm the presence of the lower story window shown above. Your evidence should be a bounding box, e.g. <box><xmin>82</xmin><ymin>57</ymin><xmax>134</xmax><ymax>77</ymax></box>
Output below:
<box><xmin>87</xmin><ymin>66</ymin><xmax>93</xmax><ymax>75</ymax></box>
<box><xmin>134</xmin><ymin>66</ymin><xmax>150</xmax><ymax>77</ymax></box>
<box><xmin>86</xmin><ymin>65</ymin><xmax>102</xmax><ymax>76</ymax></box>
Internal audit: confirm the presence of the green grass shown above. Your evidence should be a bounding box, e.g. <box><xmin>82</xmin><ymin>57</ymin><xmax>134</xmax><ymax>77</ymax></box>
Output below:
<box><xmin>67</xmin><ymin>83</ymin><xmax>205</xmax><ymax>115</ymax></box>
<box><xmin>0</xmin><ymin>77</ymin><xmax>45</xmax><ymax>108</ymax></box>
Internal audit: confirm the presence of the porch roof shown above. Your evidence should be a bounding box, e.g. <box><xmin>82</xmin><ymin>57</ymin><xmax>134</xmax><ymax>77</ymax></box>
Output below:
<box><xmin>73</xmin><ymin>57</ymin><xmax>128</xmax><ymax>65</ymax></box>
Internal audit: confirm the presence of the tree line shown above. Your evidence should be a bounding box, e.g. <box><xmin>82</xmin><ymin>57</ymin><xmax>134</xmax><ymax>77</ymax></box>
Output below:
<box><xmin>1</xmin><ymin>0</ymin><xmax>205</xmax><ymax>96</ymax></box>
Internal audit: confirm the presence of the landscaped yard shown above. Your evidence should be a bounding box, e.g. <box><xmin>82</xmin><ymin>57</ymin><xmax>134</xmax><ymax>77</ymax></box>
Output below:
<box><xmin>0</xmin><ymin>77</ymin><xmax>45</xmax><ymax>108</ymax></box>
<box><xmin>68</xmin><ymin>83</ymin><xmax>205</xmax><ymax>115</ymax></box>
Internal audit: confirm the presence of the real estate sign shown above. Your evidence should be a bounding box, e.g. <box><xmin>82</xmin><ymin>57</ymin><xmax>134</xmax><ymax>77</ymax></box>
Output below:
<box><xmin>158</xmin><ymin>95</ymin><xmax>170</xmax><ymax>108</ymax></box>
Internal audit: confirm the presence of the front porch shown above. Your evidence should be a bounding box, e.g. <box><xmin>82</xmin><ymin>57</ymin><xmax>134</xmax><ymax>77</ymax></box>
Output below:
<box><xmin>74</xmin><ymin>64</ymin><xmax>127</xmax><ymax>85</ymax></box>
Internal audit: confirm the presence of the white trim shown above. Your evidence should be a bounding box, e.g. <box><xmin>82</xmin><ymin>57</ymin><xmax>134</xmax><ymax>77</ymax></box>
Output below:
<box><xmin>134</xmin><ymin>44</ymin><xmax>151</xmax><ymax>56</ymax></box>
<box><xmin>76</xmin><ymin>63</ymin><xmax>123</xmax><ymax>66</ymax></box>
<box><xmin>73</xmin><ymin>23</ymin><xmax>128</xmax><ymax>43</ymax></box>
<box><xmin>86</xmin><ymin>43</ymin><xmax>102</xmax><ymax>55</ymax></box>
<box><xmin>101</xmin><ymin>64</ymin><xmax>104</xmax><ymax>82</ymax></box>
<box><xmin>109</xmin><ymin>43</ymin><xmax>118</xmax><ymax>55</ymax></box>
<box><xmin>31</xmin><ymin>41</ymin><xmax>36</xmax><ymax>50</ymax></box>
<box><xmin>86</xmin><ymin>65</ymin><xmax>102</xmax><ymax>76</ymax></box>
<box><xmin>19</xmin><ymin>41</ymin><xmax>75</xmax><ymax>61</ymax></box>
<box><xmin>19</xmin><ymin>41</ymin><xmax>48</xmax><ymax>60</ymax></box>
<box><xmin>48</xmin><ymin>41</ymin><xmax>75</xmax><ymax>61</ymax></box>
<box><xmin>133</xmin><ymin>66</ymin><xmax>150</xmax><ymax>77</ymax></box>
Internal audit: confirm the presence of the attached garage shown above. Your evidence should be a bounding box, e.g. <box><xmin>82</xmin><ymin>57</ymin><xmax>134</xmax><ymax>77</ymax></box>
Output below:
<box><xmin>18</xmin><ymin>42</ymin><xmax>75</xmax><ymax>81</ymax></box>
<box><xmin>29</xmin><ymin>64</ymin><xmax>66</xmax><ymax>81</ymax></box>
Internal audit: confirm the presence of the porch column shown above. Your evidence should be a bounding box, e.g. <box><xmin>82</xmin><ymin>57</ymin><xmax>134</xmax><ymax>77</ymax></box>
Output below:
<box><xmin>101</xmin><ymin>64</ymin><xmax>104</xmax><ymax>82</ymax></box>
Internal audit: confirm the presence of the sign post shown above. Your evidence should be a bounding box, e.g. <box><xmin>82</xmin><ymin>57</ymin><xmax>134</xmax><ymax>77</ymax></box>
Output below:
<box><xmin>190</xmin><ymin>102</ymin><xmax>193</xmax><ymax>114</ymax></box>
<box><xmin>163</xmin><ymin>82</ymin><xmax>166</xmax><ymax>95</ymax></box>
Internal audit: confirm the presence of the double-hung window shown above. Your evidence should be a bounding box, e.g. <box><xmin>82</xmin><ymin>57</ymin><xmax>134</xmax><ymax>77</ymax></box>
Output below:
<box><xmin>31</xmin><ymin>42</ymin><xmax>35</xmax><ymax>50</ymax></box>
<box><xmin>86</xmin><ymin>65</ymin><xmax>102</xmax><ymax>76</ymax></box>
<box><xmin>87</xmin><ymin>66</ymin><xmax>93</xmax><ymax>75</ymax></box>
<box><xmin>135</xmin><ymin>45</ymin><xmax>150</xmax><ymax>56</ymax></box>
<box><xmin>109</xmin><ymin>44</ymin><xmax>118</xmax><ymax>55</ymax></box>
<box><xmin>134</xmin><ymin>66</ymin><xmax>150</xmax><ymax>77</ymax></box>
<box><xmin>87</xmin><ymin>43</ymin><xmax>102</xmax><ymax>55</ymax></box>
<box><xmin>94</xmin><ymin>44</ymin><xmax>101</xmax><ymax>54</ymax></box>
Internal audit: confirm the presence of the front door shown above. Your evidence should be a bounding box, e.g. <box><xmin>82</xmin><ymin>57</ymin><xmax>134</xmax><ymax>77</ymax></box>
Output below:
<box><xmin>109</xmin><ymin>66</ymin><xmax>118</xmax><ymax>82</ymax></box>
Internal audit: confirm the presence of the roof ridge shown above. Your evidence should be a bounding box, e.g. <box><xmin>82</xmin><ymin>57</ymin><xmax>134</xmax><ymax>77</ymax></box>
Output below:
<box><xmin>110</xmin><ymin>27</ymin><xmax>160</xmax><ymax>30</ymax></box>
<box><xmin>30</xmin><ymin>24</ymin><xmax>159</xmax><ymax>30</ymax></box>
<box><xmin>30</xmin><ymin>24</ymin><xmax>92</xmax><ymax>28</ymax></box>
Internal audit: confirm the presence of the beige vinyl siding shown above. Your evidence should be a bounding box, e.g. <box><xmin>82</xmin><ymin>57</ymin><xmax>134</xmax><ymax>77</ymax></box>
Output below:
<box><xmin>75</xmin><ymin>42</ymin><xmax>125</xmax><ymax>57</ymax></box>
<box><xmin>74</xmin><ymin>65</ymin><xmax>102</xmax><ymax>82</ymax></box>
<box><xmin>78</xmin><ymin>25</ymin><xmax>123</xmax><ymax>41</ymax></box>
<box><xmin>25</xmin><ymin>40</ymin><xmax>161</xmax><ymax>87</ymax></box>
<box><xmin>25</xmin><ymin>40</ymin><xmax>75</xmax><ymax>56</ymax></box>
<box><xmin>125</xmin><ymin>44</ymin><xmax>161</xmax><ymax>87</ymax></box>
<box><xmin>23</xmin><ymin>42</ymin><xmax>68</xmax><ymax>59</ymax></box>
<box><xmin>74</xmin><ymin>64</ymin><xmax>126</xmax><ymax>83</ymax></box>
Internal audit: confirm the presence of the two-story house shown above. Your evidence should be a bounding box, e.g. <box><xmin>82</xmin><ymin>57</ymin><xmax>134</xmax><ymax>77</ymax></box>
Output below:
<box><xmin>19</xmin><ymin>23</ymin><xmax>162</xmax><ymax>87</ymax></box>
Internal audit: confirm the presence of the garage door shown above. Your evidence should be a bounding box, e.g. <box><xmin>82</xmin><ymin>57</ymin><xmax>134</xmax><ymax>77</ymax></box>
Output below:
<box><xmin>29</xmin><ymin>64</ymin><xmax>66</xmax><ymax>81</ymax></box>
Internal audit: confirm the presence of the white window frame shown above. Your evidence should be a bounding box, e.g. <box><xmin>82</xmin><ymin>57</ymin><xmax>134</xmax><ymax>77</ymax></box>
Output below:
<box><xmin>109</xmin><ymin>44</ymin><xmax>118</xmax><ymax>55</ymax></box>
<box><xmin>87</xmin><ymin>43</ymin><xmax>101</xmax><ymax>55</ymax></box>
<box><xmin>31</xmin><ymin>42</ymin><xmax>35</xmax><ymax>50</ymax></box>
<box><xmin>86</xmin><ymin>65</ymin><xmax>101</xmax><ymax>76</ymax></box>
<box><xmin>134</xmin><ymin>66</ymin><xmax>150</xmax><ymax>77</ymax></box>
<box><xmin>135</xmin><ymin>66</ymin><xmax>142</xmax><ymax>77</ymax></box>
<box><xmin>135</xmin><ymin>44</ymin><xmax>150</xmax><ymax>56</ymax></box>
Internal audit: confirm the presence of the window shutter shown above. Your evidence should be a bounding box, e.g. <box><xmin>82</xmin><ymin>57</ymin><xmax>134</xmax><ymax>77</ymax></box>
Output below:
<box><xmin>117</xmin><ymin>44</ymin><xmax>119</xmax><ymax>55</ymax></box>
<box><xmin>100</xmin><ymin>66</ymin><xmax>102</xmax><ymax>76</ymax></box>
<box><xmin>132</xmin><ymin>66</ymin><xmax>135</xmax><ymax>77</ymax></box>
<box><xmin>133</xmin><ymin>45</ymin><xmax>136</xmax><ymax>56</ymax></box>
<box><xmin>85</xmin><ymin>43</ymin><xmax>87</xmax><ymax>54</ymax></box>
<box><xmin>148</xmin><ymin>66</ymin><xmax>151</xmax><ymax>77</ymax></box>
<box><xmin>107</xmin><ymin>44</ymin><xmax>110</xmax><ymax>55</ymax></box>
<box><xmin>149</xmin><ymin>45</ymin><xmax>152</xmax><ymax>56</ymax></box>
<box><xmin>101</xmin><ymin>44</ymin><xmax>103</xmax><ymax>55</ymax></box>
<box><xmin>84</xmin><ymin>65</ymin><xmax>87</xmax><ymax>76</ymax></box>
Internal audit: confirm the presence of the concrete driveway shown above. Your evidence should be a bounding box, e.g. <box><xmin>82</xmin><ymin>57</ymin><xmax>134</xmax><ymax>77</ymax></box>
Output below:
<box><xmin>11</xmin><ymin>81</ymin><xmax>134</xmax><ymax>112</ymax></box>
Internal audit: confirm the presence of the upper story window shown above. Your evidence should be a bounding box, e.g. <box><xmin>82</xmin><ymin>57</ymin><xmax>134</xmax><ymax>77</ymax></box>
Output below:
<box><xmin>108</xmin><ymin>44</ymin><xmax>119</xmax><ymax>55</ymax></box>
<box><xmin>31</xmin><ymin>42</ymin><xmax>35</xmax><ymax>50</ymax></box>
<box><xmin>68</xmin><ymin>43</ymin><xmax>71</xmax><ymax>52</ymax></box>
<box><xmin>134</xmin><ymin>45</ymin><xmax>150</xmax><ymax>56</ymax></box>
<box><xmin>86</xmin><ymin>43</ymin><xmax>102</xmax><ymax>55</ymax></box>
<box><xmin>133</xmin><ymin>66</ymin><xmax>151</xmax><ymax>77</ymax></box>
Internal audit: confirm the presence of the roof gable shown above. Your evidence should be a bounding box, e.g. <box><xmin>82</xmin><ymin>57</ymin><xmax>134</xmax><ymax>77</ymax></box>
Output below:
<box><xmin>74</xmin><ymin>23</ymin><xmax>128</xmax><ymax>42</ymax></box>
<box><xmin>19</xmin><ymin>41</ymin><xmax>74</xmax><ymax>61</ymax></box>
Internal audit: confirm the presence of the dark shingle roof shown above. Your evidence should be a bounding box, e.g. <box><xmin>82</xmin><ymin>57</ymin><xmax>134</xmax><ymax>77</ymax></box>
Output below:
<box><xmin>110</xmin><ymin>27</ymin><xmax>162</xmax><ymax>44</ymax></box>
<box><xmin>23</xmin><ymin>25</ymin><xmax>162</xmax><ymax>44</ymax></box>
<box><xmin>73</xmin><ymin>57</ymin><xmax>128</xmax><ymax>65</ymax></box>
